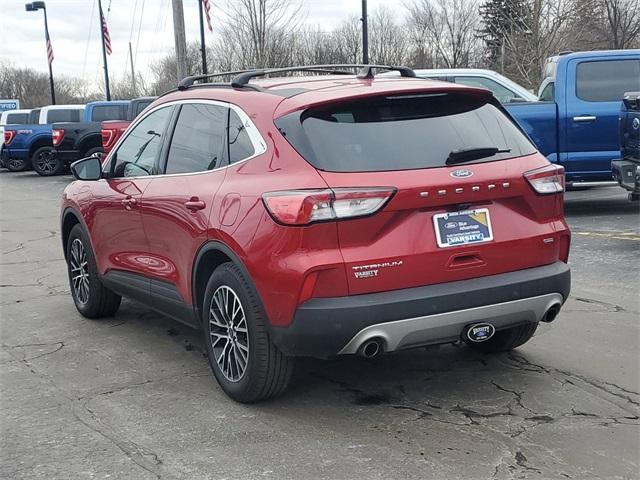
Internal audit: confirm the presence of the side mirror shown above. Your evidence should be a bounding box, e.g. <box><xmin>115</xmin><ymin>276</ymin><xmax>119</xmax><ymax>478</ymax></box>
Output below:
<box><xmin>70</xmin><ymin>155</ymin><xmax>102</xmax><ymax>181</ymax></box>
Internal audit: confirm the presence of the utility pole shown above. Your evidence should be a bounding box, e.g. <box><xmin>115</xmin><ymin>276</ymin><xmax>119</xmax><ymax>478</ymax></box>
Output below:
<box><xmin>98</xmin><ymin>0</ymin><xmax>111</xmax><ymax>100</ymax></box>
<box><xmin>361</xmin><ymin>0</ymin><xmax>369</xmax><ymax>64</ymax></box>
<box><xmin>198</xmin><ymin>0</ymin><xmax>208</xmax><ymax>75</ymax></box>
<box><xmin>129</xmin><ymin>42</ymin><xmax>137</xmax><ymax>96</ymax></box>
<box><xmin>172</xmin><ymin>0</ymin><xmax>188</xmax><ymax>81</ymax></box>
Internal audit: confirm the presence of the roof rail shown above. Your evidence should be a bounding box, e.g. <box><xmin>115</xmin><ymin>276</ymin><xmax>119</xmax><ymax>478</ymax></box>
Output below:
<box><xmin>177</xmin><ymin>70</ymin><xmax>251</xmax><ymax>90</ymax></box>
<box><xmin>230</xmin><ymin>64</ymin><xmax>416</xmax><ymax>88</ymax></box>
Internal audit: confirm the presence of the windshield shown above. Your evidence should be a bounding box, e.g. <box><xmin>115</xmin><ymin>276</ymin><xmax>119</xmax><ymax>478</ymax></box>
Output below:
<box><xmin>275</xmin><ymin>92</ymin><xmax>535</xmax><ymax>172</ymax></box>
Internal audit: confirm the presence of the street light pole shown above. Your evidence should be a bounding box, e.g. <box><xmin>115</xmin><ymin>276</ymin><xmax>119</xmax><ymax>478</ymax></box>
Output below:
<box><xmin>361</xmin><ymin>0</ymin><xmax>369</xmax><ymax>64</ymax></box>
<box><xmin>25</xmin><ymin>1</ymin><xmax>56</xmax><ymax>104</ymax></box>
<box><xmin>198</xmin><ymin>0</ymin><xmax>208</xmax><ymax>75</ymax></box>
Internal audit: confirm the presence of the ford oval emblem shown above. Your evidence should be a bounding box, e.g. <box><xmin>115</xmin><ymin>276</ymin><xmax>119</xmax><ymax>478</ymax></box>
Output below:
<box><xmin>450</xmin><ymin>169</ymin><xmax>474</xmax><ymax>178</ymax></box>
<box><xmin>465</xmin><ymin>323</ymin><xmax>495</xmax><ymax>343</ymax></box>
<box><xmin>633</xmin><ymin>118</ymin><xmax>640</xmax><ymax>130</ymax></box>
<box><xmin>444</xmin><ymin>222</ymin><xmax>458</xmax><ymax>229</ymax></box>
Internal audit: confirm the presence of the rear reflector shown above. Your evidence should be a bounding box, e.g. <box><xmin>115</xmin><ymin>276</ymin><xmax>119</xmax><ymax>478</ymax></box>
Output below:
<box><xmin>262</xmin><ymin>187</ymin><xmax>396</xmax><ymax>226</ymax></box>
<box><xmin>524</xmin><ymin>164</ymin><xmax>565</xmax><ymax>194</ymax></box>
<box><xmin>3</xmin><ymin>130</ymin><xmax>16</xmax><ymax>146</ymax></box>
<box><xmin>52</xmin><ymin>128</ymin><xmax>65</xmax><ymax>147</ymax></box>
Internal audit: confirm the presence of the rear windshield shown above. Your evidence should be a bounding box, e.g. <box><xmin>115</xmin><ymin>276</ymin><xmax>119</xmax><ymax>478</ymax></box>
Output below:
<box><xmin>47</xmin><ymin>109</ymin><xmax>82</xmax><ymax>123</ymax></box>
<box><xmin>92</xmin><ymin>104</ymin><xmax>127</xmax><ymax>122</ymax></box>
<box><xmin>5</xmin><ymin>112</ymin><xmax>29</xmax><ymax>124</ymax></box>
<box><xmin>275</xmin><ymin>92</ymin><xmax>535</xmax><ymax>172</ymax></box>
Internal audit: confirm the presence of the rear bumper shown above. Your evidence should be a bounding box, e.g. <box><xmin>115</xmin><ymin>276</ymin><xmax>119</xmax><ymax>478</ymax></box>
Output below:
<box><xmin>270</xmin><ymin>262</ymin><xmax>570</xmax><ymax>358</ymax></box>
<box><xmin>612</xmin><ymin>159</ymin><xmax>640</xmax><ymax>193</ymax></box>
<box><xmin>53</xmin><ymin>149</ymin><xmax>80</xmax><ymax>164</ymax></box>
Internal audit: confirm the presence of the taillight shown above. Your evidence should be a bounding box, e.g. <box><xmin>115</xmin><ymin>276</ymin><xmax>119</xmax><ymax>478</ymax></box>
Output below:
<box><xmin>3</xmin><ymin>130</ymin><xmax>16</xmax><ymax>146</ymax></box>
<box><xmin>52</xmin><ymin>128</ymin><xmax>65</xmax><ymax>146</ymax></box>
<box><xmin>524</xmin><ymin>164</ymin><xmax>565</xmax><ymax>194</ymax></box>
<box><xmin>101</xmin><ymin>128</ymin><xmax>114</xmax><ymax>149</ymax></box>
<box><xmin>262</xmin><ymin>187</ymin><xmax>396</xmax><ymax>226</ymax></box>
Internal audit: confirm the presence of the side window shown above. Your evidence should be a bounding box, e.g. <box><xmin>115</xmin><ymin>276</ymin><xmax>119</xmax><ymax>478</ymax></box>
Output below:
<box><xmin>228</xmin><ymin>109</ymin><xmax>255</xmax><ymax>164</ymax></box>
<box><xmin>539</xmin><ymin>82</ymin><xmax>555</xmax><ymax>102</ymax></box>
<box><xmin>92</xmin><ymin>105</ymin><xmax>127</xmax><ymax>122</ymax></box>
<box><xmin>576</xmin><ymin>59</ymin><xmax>640</xmax><ymax>102</ymax></box>
<box><xmin>29</xmin><ymin>109</ymin><xmax>41</xmax><ymax>123</ymax></box>
<box><xmin>454</xmin><ymin>76</ymin><xmax>517</xmax><ymax>104</ymax></box>
<box><xmin>109</xmin><ymin>106</ymin><xmax>173</xmax><ymax>178</ymax></box>
<box><xmin>165</xmin><ymin>103</ymin><xmax>227</xmax><ymax>174</ymax></box>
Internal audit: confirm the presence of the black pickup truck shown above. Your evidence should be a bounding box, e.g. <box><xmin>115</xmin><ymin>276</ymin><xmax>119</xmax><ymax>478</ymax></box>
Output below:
<box><xmin>612</xmin><ymin>92</ymin><xmax>640</xmax><ymax>201</ymax></box>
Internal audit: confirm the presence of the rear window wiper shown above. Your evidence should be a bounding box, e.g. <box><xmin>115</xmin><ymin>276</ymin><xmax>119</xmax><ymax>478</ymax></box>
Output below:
<box><xmin>446</xmin><ymin>147</ymin><xmax>511</xmax><ymax>165</ymax></box>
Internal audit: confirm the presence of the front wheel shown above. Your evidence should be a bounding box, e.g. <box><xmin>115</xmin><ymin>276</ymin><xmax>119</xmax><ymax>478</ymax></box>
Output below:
<box><xmin>202</xmin><ymin>263</ymin><xmax>293</xmax><ymax>403</ymax></box>
<box><xmin>6</xmin><ymin>157</ymin><xmax>31</xmax><ymax>172</ymax></box>
<box><xmin>33</xmin><ymin>146</ymin><xmax>63</xmax><ymax>176</ymax></box>
<box><xmin>66</xmin><ymin>224</ymin><xmax>121</xmax><ymax>318</ymax></box>
<box><xmin>465</xmin><ymin>322</ymin><xmax>538</xmax><ymax>353</ymax></box>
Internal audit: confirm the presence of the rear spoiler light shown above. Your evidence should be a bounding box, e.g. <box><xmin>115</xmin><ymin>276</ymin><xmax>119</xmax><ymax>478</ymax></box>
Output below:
<box><xmin>3</xmin><ymin>130</ymin><xmax>16</xmax><ymax>146</ymax></box>
<box><xmin>262</xmin><ymin>187</ymin><xmax>396</xmax><ymax>226</ymax></box>
<box><xmin>52</xmin><ymin>128</ymin><xmax>65</xmax><ymax>147</ymax></box>
<box><xmin>524</xmin><ymin>164</ymin><xmax>564</xmax><ymax>194</ymax></box>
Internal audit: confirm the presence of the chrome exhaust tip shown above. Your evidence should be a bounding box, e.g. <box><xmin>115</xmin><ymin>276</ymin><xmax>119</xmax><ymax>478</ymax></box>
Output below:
<box><xmin>541</xmin><ymin>303</ymin><xmax>562</xmax><ymax>323</ymax></box>
<box><xmin>358</xmin><ymin>338</ymin><xmax>383</xmax><ymax>358</ymax></box>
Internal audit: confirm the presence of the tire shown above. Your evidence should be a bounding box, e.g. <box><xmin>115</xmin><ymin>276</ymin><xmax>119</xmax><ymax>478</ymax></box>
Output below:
<box><xmin>33</xmin><ymin>146</ymin><xmax>64</xmax><ymax>176</ymax></box>
<box><xmin>202</xmin><ymin>262</ymin><xmax>293</xmax><ymax>403</ymax></box>
<box><xmin>84</xmin><ymin>146</ymin><xmax>103</xmax><ymax>158</ymax></box>
<box><xmin>6</xmin><ymin>157</ymin><xmax>31</xmax><ymax>172</ymax></box>
<box><xmin>465</xmin><ymin>322</ymin><xmax>538</xmax><ymax>353</ymax></box>
<box><xmin>66</xmin><ymin>224</ymin><xmax>121</xmax><ymax>318</ymax></box>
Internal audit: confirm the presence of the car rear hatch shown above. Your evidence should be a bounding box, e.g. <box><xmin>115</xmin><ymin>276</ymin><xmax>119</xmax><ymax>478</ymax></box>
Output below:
<box><xmin>274</xmin><ymin>89</ymin><xmax>567</xmax><ymax>295</ymax></box>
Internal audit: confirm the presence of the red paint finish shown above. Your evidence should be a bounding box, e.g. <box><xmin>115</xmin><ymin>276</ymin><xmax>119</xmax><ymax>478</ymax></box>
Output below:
<box><xmin>62</xmin><ymin>75</ymin><xmax>570</xmax><ymax>330</ymax></box>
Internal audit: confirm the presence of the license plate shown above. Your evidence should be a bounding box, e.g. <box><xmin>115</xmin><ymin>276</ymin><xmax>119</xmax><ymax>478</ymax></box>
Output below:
<box><xmin>433</xmin><ymin>208</ymin><xmax>493</xmax><ymax>248</ymax></box>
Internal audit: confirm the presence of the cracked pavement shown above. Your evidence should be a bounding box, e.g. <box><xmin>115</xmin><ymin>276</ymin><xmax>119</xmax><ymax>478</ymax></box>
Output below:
<box><xmin>1</xmin><ymin>172</ymin><xmax>639</xmax><ymax>479</ymax></box>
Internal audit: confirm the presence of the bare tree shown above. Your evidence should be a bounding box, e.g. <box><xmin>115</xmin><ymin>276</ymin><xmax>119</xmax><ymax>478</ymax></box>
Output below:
<box><xmin>407</xmin><ymin>0</ymin><xmax>482</xmax><ymax>68</ymax></box>
<box><xmin>602</xmin><ymin>0</ymin><xmax>640</xmax><ymax>48</ymax></box>
<box><xmin>368</xmin><ymin>7</ymin><xmax>410</xmax><ymax>65</ymax></box>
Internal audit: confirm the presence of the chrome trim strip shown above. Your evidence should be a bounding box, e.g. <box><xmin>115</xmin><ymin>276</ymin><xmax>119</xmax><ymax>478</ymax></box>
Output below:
<box><xmin>337</xmin><ymin>293</ymin><xmax>563</xmax><ymax>354</ymax></box>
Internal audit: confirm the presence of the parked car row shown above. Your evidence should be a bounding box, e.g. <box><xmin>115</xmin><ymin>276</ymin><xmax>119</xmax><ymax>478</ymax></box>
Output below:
<box><xmin>0</xmin><ymin>97</ymin><xmax>155</xmax><ymax>175</ymax></box>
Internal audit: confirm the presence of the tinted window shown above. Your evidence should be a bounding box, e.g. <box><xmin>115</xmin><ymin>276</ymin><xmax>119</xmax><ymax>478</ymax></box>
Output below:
<box><xmin>228</xmin><ymin>109</ymin><xmax>255</xmax><ymax>164</ymax></box>
<box><xmin>92</xmin><ymin>104</ymin><xmax>127</xmax><ymax>122</ymax></box>
<box><xmin>5</xmin><ymin>113</ymin><xmax>29</xmax><ymax>124</ymax></box>
<box><xmin>110</xmin><ymin>106</ymin><xmax>173</xmax><ymax>178</ymax></box>
<box><xmin>539</xmin><ymin>82</ymin><xmax>555</xmax><ymax>102</ymax></box>
<box><xmin>576</xmin><ymin>59</ymin><xmax>640</xmax><ymax>102</ymax></box>
<box><xmin>29</xmin><ymin>109</ymin><xmax>41</xmax><ymax>123</ymax></box>
<box><xmin>454</xmin><ymin>76</ymin><xmax>519</xmax><ymax>103</ymax></box>
<box><xmin>165</xmin><ymin>104</ymin><xmax>227</xmax><ymax>174</ymax></box>
<box><xmin>47</xmin><ymin>109</ymin><xmax>82</xmax><ymax>123</ymax></box>
<box><xmin>276</xmin><ymin>92</ymin><xmax>535</xmax><ymax>172</ymax></box>
<box><xmin>132</xmin><ymin>100</ymin><xmax>153</xmax><ymax>118</ymax></box>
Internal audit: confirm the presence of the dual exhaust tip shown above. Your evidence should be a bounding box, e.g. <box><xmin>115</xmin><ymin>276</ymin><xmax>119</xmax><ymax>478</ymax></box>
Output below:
<box><xmin>355</xmin><ymin>302</ymin><xmax>562</xmax><ymax>357</ymax></box>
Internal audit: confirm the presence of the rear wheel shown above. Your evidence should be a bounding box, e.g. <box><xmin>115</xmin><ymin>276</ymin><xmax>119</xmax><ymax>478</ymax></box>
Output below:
<box><xmin>33</xmin><ymin>146</ymin><xmax>63</xmax><ymax>176</ymax></box>
<box><xmin>6</xmin><ymin>157</ymin><xmax>31</xmax><ymax>172</ymax></box>
<box><xmin>66</xmin><ymin>224</ymin><xmax>121</xmax><ymax>318</ymax></box>
<box><xmin>202</xmin><ymin>262</ymin><xmax>293</xmax><ymax>403</ymax></box>
<box><xmin>465</xmin><ymin>322</ymin><xmax>537</xmax><ymax>353</ymax></box>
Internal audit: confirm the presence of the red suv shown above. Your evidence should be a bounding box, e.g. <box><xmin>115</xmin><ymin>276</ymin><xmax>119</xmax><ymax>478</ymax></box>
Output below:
<box><xmin>61</xmin><ymin>65</ymin><xmax>571</xmax><ymax>402</ymax></box>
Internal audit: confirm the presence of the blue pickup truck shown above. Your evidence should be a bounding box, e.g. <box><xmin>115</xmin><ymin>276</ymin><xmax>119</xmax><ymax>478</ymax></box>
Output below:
<box><xmin>505</xmin><ymin>50</ymin><xmax>640</xmax><ymax>184</ymax></box>
<box><xmin>1</xmin><ymin>105</ymin><xmax>84</xmax><ymax>172</ymax></box>
<box><xmin>2</xmin><ymin>101</ymin><xmax>129</xmax><ymax>174</ymax></box>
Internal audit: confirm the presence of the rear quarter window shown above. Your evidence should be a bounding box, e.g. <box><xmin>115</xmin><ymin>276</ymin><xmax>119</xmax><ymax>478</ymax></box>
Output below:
<box><xmin>276</xmin><ymin>92</ymin><xmax>535</xmax><ymax>172</ymax></box>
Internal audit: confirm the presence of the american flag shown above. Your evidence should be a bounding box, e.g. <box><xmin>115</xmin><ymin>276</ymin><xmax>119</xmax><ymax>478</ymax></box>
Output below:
<box><xmin>203</xmin><ymin>0</ymin><xmax>213</xmax><ymax>32</ymax></box>
<box><xmin>101</xmin><ymin>11</ymin><xmax>112</xmax><ymax>55</ymax></box>
<box><xmin>46</xmin><ymin>30</ymin><xmax>54</xmax><ymax>65</ymax></box>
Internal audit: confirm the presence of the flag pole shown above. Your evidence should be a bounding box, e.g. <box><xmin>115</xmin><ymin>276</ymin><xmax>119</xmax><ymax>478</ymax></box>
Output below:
<box><xmin>98</xmin><ymin>0</ymin><xmax>111</xmax><ymax>100</ymax></box>
<box><xmin>198</xmin><ymin>0</ymin><xmax>208</xmax><ymax>75</ymax></box>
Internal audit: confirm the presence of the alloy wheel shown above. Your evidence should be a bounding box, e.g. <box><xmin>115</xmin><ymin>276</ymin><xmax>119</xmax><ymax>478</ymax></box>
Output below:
<box><xmin>70</xmin><ymin>238</ymin><xmax>90</xmax><ymax>305</ymax></box>
<box><xmin>209</xmin><ymin>285</ymin><xmax>249</xmax><ymax>382</ymax></box>
<box><xmin>36</xmin><ymin>151</ymin><xmax>56</xmax><ymax>174</ymax></box>
<box><xmin>8</xmin><ymin>159</ymin><xmax>24</xmax><ymax>170</ymax></box>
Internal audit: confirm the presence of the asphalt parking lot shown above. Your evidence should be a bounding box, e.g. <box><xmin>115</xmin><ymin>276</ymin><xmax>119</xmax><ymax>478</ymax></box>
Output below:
<box><xmin>1</xmin><ymin>171</ymin><xmax>638</xmax><ymax>480</ymax></box>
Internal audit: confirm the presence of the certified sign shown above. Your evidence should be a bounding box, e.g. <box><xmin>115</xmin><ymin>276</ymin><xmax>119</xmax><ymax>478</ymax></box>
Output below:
<box><xmin>0</xmin><ymin>99</ymin><xmax>20</xmax><ymax>112</ymax></box>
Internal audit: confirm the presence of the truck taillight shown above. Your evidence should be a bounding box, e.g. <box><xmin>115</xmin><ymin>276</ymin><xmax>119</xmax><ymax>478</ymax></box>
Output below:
<box><xmin>3</xmin><ymin>130</ymin><xmax>16</xmax><ymax>146</ymax></box>
<box><xmin>52</xmin><ymin>129</ymin><xmax>65</xmax><ymax>147</ymax></box>
<box><xmin>524</xmin><ymin>164</ymin><xmax>565</xmax><ymax>194</ymax></box>
<box><xmin>262</xmin><ymin>188</ymin><xmax>396</xmax><ymax>226</ymax></box>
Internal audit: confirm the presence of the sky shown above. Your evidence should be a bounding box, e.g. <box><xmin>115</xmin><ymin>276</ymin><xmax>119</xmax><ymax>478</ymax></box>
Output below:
<box><xmin>0</xmin><ymin>0</ymin><xmax>402</xmax><ymax>86</ymax></box>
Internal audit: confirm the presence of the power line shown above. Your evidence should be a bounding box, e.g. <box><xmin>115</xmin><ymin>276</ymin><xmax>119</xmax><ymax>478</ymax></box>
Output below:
<box><xmin>81</xmin><ymin>0</ymin><xmax>97</xmax><ymax>82</ymax></box>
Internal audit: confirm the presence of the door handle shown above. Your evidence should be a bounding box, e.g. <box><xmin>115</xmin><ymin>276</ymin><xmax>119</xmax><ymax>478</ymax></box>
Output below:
<box><xmin>185</xmin><ymin>198</ymin><xmax>206</xmax><ymax>212</ymax></box>
<box><xmin>121</xmin><ymin>196</ymin><xmax>137</xmax><ymax>210</ymax></box>
<box><xmin>573</xmin><ymin>115</ymin><xmax>596</xmax><ymax>122</ymax></box>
